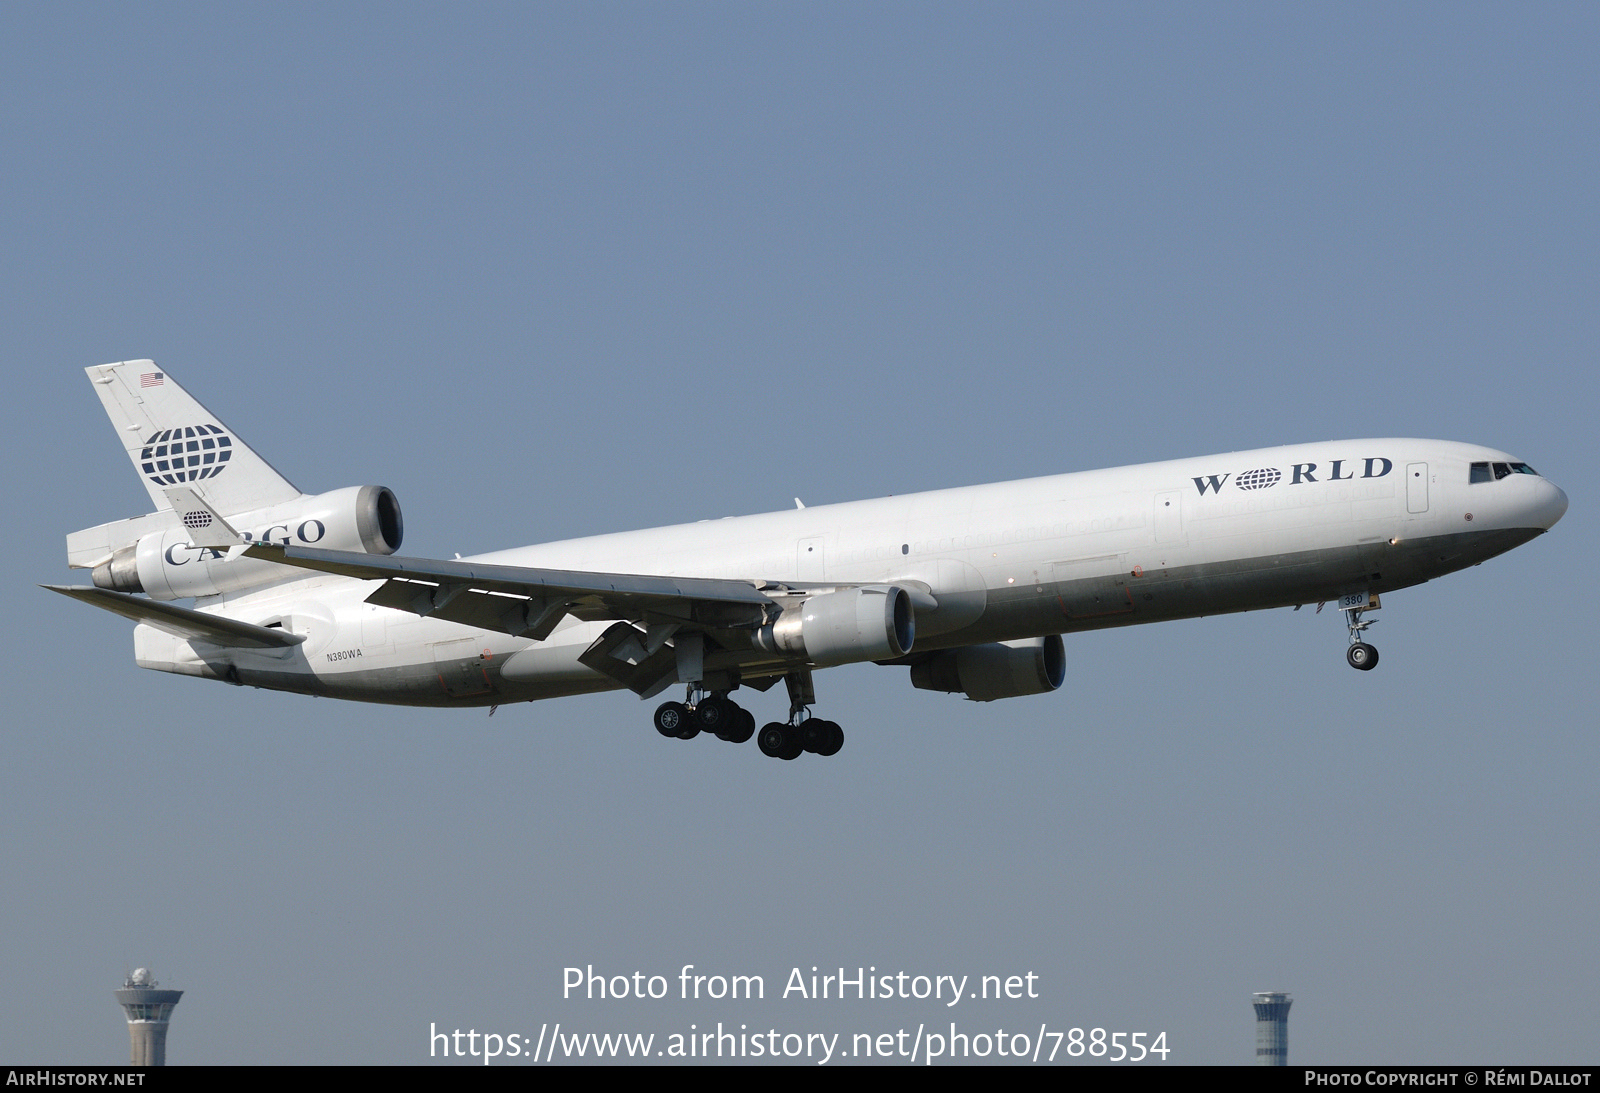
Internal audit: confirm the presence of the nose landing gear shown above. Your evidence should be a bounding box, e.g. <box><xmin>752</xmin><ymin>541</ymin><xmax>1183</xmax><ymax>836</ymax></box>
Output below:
<box><xmin>1346</xmin><ymin>641</ymin><xmax>1379</xmax><ymax>670</ymax></box>
<box><xmin>1342</xmin><ymin>594</ymin><xmax>1380</xmax><ymax>671</ymax></box>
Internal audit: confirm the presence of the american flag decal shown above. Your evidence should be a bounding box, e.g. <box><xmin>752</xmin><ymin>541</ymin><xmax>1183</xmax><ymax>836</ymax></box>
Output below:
<box><xmin>140</xmin><ymin>372</ymin><xmax>164</xmax><ymax>387</ymax></box>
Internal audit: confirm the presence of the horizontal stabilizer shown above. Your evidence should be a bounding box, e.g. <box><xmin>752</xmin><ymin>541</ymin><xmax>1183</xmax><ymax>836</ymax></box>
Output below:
<box><xmin>67</xmin><ymin>510</ymin><xmax>179</xmax><ymax>569</ymax></box>
<box><xmin>43</xmin><ymin>585</ymin><xmax>306</xmax><ymax>649</ymax></box>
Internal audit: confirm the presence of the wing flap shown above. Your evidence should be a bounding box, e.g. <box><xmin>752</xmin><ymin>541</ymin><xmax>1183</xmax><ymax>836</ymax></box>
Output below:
<box><xmin>363</xmin><ymin>580</ymin><xmax>575</xmax><ymax>637</ymax></box>
<box><xmin>578</xmin><ymin>621</ymin><xmax>680</xmax><ymax>698</ymax></box>
<box><xmin>44</xmin><ymin>585</ymin><xmax>306</xmax><ymax>649</ymax></box>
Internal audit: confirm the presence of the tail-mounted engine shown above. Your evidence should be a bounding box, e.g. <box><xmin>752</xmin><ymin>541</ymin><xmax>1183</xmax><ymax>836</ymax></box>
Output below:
<box><xmin>91</xmin><ymin>485</ymin><xmax>403</xmax><ymax>600</ymax></box>
<box><xmin>909</xmin><ymin>634</ymin><xmax>1065</xmax><ymax>701</ymax></box>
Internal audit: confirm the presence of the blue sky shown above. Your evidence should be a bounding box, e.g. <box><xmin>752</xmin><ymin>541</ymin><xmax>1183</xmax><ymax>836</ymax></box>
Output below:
<box><xmin>3</xmin><ymin>3</ymin><xmax>1595</xmax><ymax>1064</ymax></box>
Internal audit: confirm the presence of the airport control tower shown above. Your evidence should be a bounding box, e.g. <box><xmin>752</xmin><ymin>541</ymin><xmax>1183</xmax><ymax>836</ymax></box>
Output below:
<box><xmin>1252</xmin><ymin>991</ymin><xmax>1292</xmax><ymax>1065</ymax></box>
<box><xmin>114</xmin><ymin>969</ymin><xmax>183</xmax><ymax>1066</ymax></box>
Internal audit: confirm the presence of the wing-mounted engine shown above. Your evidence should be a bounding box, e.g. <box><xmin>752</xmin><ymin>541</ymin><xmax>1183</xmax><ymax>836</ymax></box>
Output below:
<box><xmin>753</xmin><ymin>585</ymin><xmax>915</xmax><ymax>666</ymax></box>
<box><xmin>86</xmin><ymin>485</ymin><xmax>403</xmax><ymax>600</ymax></box>
<box><xmin>909</xmin><ymin>634</ymin><xmax>1065</xmax><ymax>701</ymax></box>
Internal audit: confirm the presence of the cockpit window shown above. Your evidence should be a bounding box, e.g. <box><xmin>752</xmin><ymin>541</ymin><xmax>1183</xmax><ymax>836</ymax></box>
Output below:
<box><xmin>1470</xmin><ymin>460</ymin><xmax>1540</xmax><ymax>484</ymax></box>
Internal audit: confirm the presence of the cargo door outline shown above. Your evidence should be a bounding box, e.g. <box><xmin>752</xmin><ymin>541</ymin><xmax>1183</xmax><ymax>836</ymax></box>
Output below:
<box><xmin>797</xmin><ymin>536</ymin><xmax>825</xmax><ymax>582</ymax></box>
<box><xmin>1407</xmin><ymin>462</ymin><xmax>1429</xmax><ymax>514</ymax></box>
<box><xmin>1154</xmin><ymin>490</ymin><xmax>1184</xmax><ymax>545</ymax></box>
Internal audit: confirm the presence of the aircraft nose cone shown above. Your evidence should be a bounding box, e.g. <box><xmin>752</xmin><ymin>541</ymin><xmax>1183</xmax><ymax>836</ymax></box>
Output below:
<box><xmin>1536</xmin><ymin>479</ymin><xmax>1569</xmax><ymax>530</ymax></box>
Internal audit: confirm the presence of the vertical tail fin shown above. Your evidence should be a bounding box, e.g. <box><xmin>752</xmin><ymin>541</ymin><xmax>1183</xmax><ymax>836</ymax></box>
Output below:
<box><xmin>87</xmin><ymin>360</ymin><xmax>301</xmax><ymax>515</ymax></box>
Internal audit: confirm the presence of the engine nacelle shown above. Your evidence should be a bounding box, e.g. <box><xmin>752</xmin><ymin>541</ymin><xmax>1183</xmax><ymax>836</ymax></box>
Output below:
<box><xmin>754</xmin><ymin>585</ymin><xmax>915</xmax><ymax>666</ymax></box>
<box><xmin>93</xmin><ymin>485</ymin><xmax>403</xmax><ymax>600</ymax></box>
<box><xmin>909</xmin><ymin>634</ymin><xmax>1065</xmax><ymax>701</ymax></box>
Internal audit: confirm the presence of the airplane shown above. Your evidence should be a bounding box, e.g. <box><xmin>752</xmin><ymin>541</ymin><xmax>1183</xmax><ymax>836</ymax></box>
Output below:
<box><xmin>51</xmin><ymin>360</ymin><xmax>1569</xmax><ymax>761</ymax></box>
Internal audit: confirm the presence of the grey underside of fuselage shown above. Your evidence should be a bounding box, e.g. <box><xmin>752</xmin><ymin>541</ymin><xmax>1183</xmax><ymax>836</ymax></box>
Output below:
<box><xmin>220</xmin><ymin>526</ymin><xmax>1539</xmax><ymax>708</ymax></box>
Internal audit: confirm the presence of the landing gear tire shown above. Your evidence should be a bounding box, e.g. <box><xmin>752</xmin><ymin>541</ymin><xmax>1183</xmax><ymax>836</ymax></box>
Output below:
<box><xmin>694</xmin><ymin>695</ymin><xmax>732</xmax><ymax>733</ymax></box>
<box><xmin>654</xmin><ymin>701</ymin><xmax>690</xmax><ymax>737</ymax></box>
<box><xmin>815</xmin><ymin>720</ymin><xmax>844</xmax><ymax>757</ymax></box>
<box><xmin>1347</xmin><ymin>643</ymin><xmax>1379</xmax><ymax>671</ymax></box>
<box><xmin>758</xmin><ymin>722</ymin><xmax>792</xmax><ymax>759</ymax></box>
<box><xmin>719</xmin><ymin>707</ymin><xmax>755</xmax><ymax>745</ymax></box>
<box><xmin>802</xmin><ymin>718</ymin><xmax>843</xmax><ymax>755</ymax></box>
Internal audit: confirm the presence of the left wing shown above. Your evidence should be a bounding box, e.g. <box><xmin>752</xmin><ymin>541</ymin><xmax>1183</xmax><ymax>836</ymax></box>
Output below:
<box><xmin>244</xmin><ymin>542</ymin><xmax>776</xmax><ymax>633</ymax></box>
<box><xmin>244</xmin><ymin>543</ymin><xmax>781</xmax><ymax>697</ymax></box>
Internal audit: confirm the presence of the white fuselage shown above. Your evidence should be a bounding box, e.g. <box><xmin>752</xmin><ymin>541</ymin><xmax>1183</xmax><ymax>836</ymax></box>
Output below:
<box><xmin>133</xmin><ymin>438</ymin><xmax>1567</xmax><ymax>706</ymax></box>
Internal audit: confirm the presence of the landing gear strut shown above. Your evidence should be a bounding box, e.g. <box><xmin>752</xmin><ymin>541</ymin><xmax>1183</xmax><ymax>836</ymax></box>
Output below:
<box><xmin>1343</xmin><ymin>596</ymin><xmax>1380</xmax><ymax>671</ymax></box>
<box><xmin>755</xmin><ymin>670</ymin><xmax>844</xmax><ymax>761</ymax></box>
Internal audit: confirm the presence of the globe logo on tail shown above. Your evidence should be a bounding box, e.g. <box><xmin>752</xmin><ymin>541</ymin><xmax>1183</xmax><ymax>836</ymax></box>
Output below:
<box><xmin>140</xmin><ymin>424</ymin><xmax>233</xmax><ymax>486</ymax></box>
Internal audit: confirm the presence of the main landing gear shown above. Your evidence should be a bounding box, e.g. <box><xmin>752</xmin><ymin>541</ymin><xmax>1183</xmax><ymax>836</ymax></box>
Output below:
<box><xmin>653</xmin><ymin>687</ymin><xmax>756</xmax><ymax>744</ymax></box>
<box><xmin>755</xmin><ymin>669</ymin><xmax>845</xmax><ymax>761</ymax></box>
<box><xmin>1343</xmin><ymin>597</ymin><xmax>1380</xmax><ymax>672</ymax></box>
<box><xmin>650</xmin><ymin>672</ymin><xmax>846</xmax><ymax>761</ymax></box>
<box><xmin>756</xmin><ymin>715</ymin><xmax>844</xmax><ymax>761</ymax></box>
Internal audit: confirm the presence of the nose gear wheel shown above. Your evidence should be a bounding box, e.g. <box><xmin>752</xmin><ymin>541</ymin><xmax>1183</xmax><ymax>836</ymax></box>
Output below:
<box><xmin>1342</xmin><ymin>600</ymin><xmax>1380</xmax><ymax>672</ymax></box>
